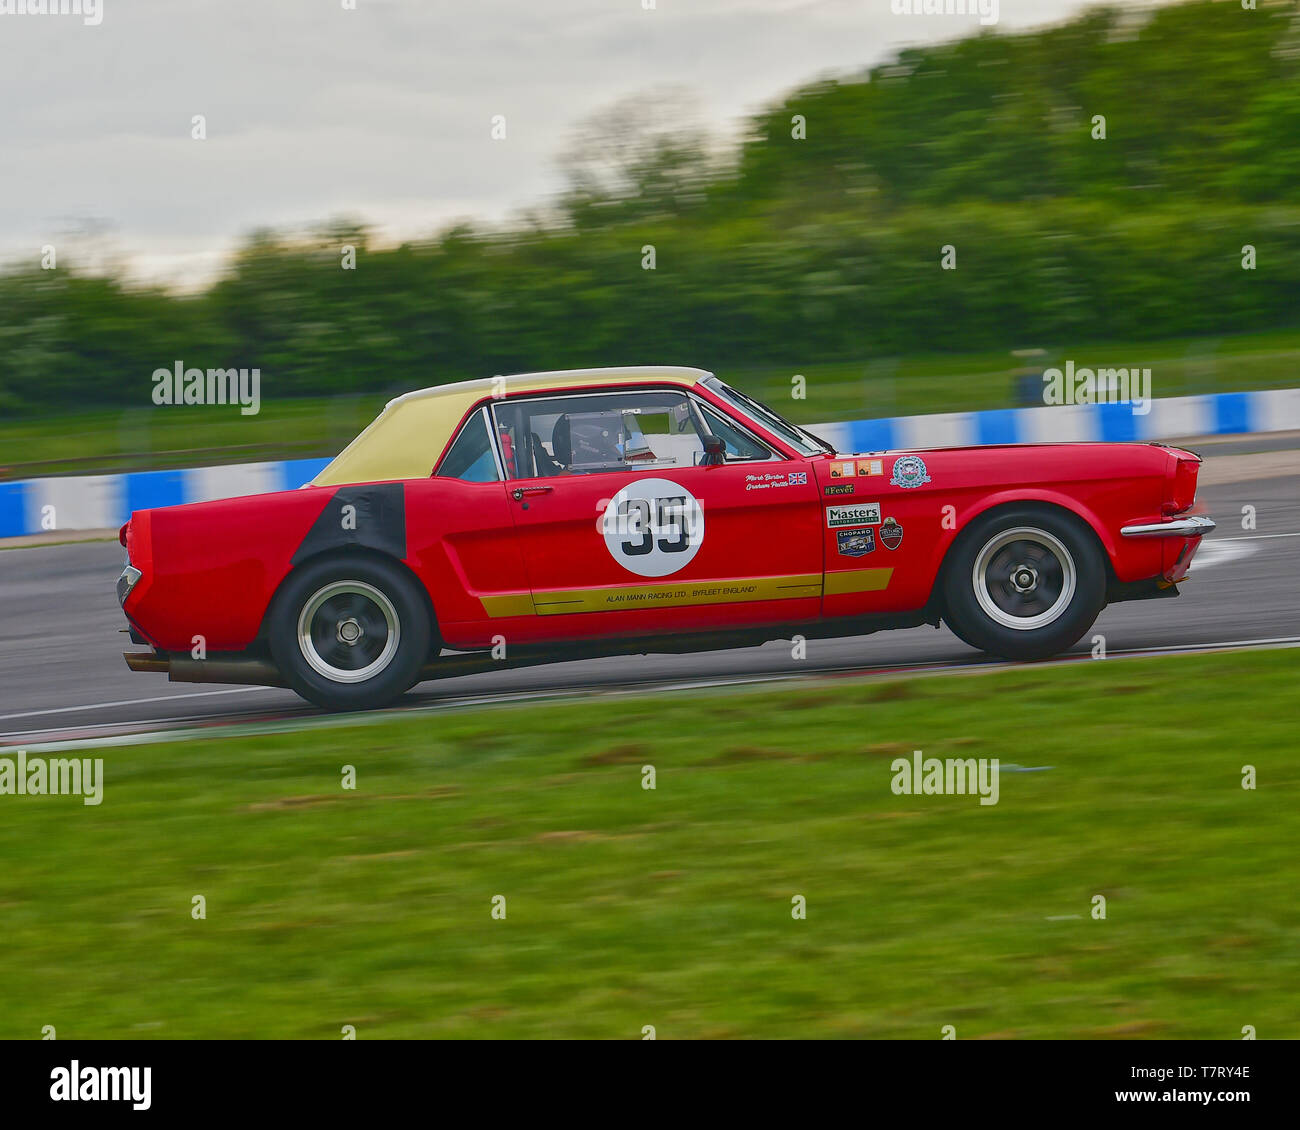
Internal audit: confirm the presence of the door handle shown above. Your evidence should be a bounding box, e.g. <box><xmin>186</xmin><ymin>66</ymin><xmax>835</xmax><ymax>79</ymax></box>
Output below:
<box><xmin>512</xmin><ymin>485</ymin><xmax>553</xmax><ymax>501</ymax></box>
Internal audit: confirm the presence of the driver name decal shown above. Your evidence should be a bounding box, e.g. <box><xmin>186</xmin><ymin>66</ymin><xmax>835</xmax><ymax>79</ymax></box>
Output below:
<box><xmin>601</xmin><ymin>477</ymin><xmax>704</xmax><ymax>577</ymax></box>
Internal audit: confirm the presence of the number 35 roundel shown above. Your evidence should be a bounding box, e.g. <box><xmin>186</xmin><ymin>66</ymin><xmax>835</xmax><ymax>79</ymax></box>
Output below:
<box><xmin>601</xmin><ymin>478</ymin><xmax>705</xmax><ymax>578</ymax></box>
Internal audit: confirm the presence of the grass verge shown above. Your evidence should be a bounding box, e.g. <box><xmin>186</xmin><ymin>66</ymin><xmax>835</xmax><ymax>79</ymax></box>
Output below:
<box><xmin>1</xmin><ymin>648</ymin><xmax>1295</xmax><ymax>1039</ymax></box>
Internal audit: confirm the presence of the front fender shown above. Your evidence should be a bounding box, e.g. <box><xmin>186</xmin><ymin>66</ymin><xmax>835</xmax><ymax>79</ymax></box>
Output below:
<box><xmin>921</xmin><ymin>484</ymin><xmax>1165</xmax><ymax>606</ymax></box>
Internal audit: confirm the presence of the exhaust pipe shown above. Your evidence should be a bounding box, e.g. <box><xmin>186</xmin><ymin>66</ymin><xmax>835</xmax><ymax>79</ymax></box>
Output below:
<box><xmin>418</xmin><ymin>653</ymin><xmax>502</xmax><ymax>681</ymax></box>
<box><xmin>169</xmin><ymin>655</ymin><xmax>287</xmax><ymax>687</ymax></box>
<box><xmin>123</xmin><ymin>652</ymin><xmax>168</xmax><ymax>674</ymax></box>
<box><xmin>123</xmin><ymin>651</ymin><xmax>286</xmax><ymax>687</ymax></box>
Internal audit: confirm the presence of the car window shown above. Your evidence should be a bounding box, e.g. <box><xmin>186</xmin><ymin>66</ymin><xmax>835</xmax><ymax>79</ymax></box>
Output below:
<box><xmin>701</xmin><ymin>375</ymin><xmax>833</xmax><ymax>456</ymax></box>
<box><xmin>698</xmin><ymin>404</ymin><xmax>773</xmax><ymax>461</ymax></box>
<box><xmin>493</xmin><ymin>390</ymin><xmax>713</xmax><ymax>478</ymax></box>
<box><xmin>437</xmin><ymin>409</ymin><xmax>500</xmax><ymax>482</ymax></box>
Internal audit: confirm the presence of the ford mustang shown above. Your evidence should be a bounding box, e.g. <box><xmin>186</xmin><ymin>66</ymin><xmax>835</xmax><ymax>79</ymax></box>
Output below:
<box><xmin>118</xmin><ymin>366</ymin><xmax>1215</xmax><ymax>710</ymax></box>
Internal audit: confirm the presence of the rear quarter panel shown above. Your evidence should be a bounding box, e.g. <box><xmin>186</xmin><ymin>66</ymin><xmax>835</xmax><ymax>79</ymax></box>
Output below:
<box><xmin>127</xmin><ymin>477</ymin><xmax>532</xmax><ymax>654</ymax></box>
<box><xmin>124</xmin><ymin>487</ymin><xmax>334</xmax><ymax>651</ymax></box>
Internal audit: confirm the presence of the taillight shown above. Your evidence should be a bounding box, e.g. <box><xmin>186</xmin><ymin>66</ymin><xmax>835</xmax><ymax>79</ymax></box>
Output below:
<box><xmin>1165</xmin><ymin>452</ymin><xmax>1200</xmax><ymax>515</ymax></box>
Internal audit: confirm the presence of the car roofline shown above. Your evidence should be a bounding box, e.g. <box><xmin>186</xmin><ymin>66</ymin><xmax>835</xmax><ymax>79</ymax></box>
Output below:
<box><xmin>384</xmin><ymin>366</ymin><xmax>713</xmax><ymax>410</ymax></box>
<box><xmin>313</xmin><ymin>367</ymin><xmax>715</xmax><ymax>487</ymax></box>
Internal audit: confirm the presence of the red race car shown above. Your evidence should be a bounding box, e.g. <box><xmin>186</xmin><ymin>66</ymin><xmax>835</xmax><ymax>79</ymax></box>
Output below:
<box><xmin>119</xmin><ymin>367</ymin><xmax>1214</xmax><ymax>710</ymax></box>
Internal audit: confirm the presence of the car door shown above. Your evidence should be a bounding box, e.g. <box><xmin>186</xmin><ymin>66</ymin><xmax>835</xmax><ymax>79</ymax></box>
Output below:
<box><xmin>493</xmin><ymin>387</ymin><xmax>823</xmax><ymax>641</ymax></box>
<box><xmin>402</xmin><ymin>406</ymin><xmax>535</xmax><ymax>645</ymax></box>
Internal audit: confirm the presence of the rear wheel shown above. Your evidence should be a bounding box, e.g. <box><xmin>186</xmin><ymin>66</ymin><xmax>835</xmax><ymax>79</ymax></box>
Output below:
<box><xmin>941</xmin><ymin>507</ymin><xmax>1106</xmax><ymax>661</ymax></box>
<box><xmin>269</xmin><ymin>555</ymin><xmax>431</xmax><ymax>710</ymax></box>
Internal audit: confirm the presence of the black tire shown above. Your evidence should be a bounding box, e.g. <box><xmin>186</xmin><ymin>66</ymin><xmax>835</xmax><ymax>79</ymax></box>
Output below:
<box><xmin>268</xmin><ymin>554</ymin><xmax>431</xmax><ymax>711</ymax></box>
<box><xmin>940</xmin><ymin>506</ymin><xmax>1106</xmax><ymax>661</ymax></box>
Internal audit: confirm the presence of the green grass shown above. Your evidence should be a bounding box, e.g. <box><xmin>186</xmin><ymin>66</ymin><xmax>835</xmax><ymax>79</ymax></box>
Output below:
<box><xmin>0</xmin><ymin>395</ymin><xmax>377</xmax><ymax>479</ymax></box>
<box><xmin>5</xmin><ymin>327</ymin><xmax>1300</xmax><ymax>477</ymax></box>
<box><xmin>1</xmin><ymin>648</ymin><xmax>1296</xmax><ymax>1039</ymax></box>
<box><xmin>735</xmin><ymin>326</ymin><xmax>1300</xmax><ymax>425</ymax></box>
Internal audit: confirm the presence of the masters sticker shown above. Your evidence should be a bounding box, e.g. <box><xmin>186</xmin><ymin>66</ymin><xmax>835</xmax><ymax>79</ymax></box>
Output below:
<box><xmin>601</xmin><ymin>477</ymin><xmax>704</xmax><ymax>578</ymax></box>
<box><xmin>836</xmin><ymin>528</ymin><xmax>875</xmax><ymax>557</ymax></box>
<box><xmin>889</xmin><ymin>455</ymin><xmax>931</xmax><ymax>489</ymax></box>
<box><xmin>826</xmin><ymin>502</ymin><xmax>881</xmax><ymax>528</ymax></box>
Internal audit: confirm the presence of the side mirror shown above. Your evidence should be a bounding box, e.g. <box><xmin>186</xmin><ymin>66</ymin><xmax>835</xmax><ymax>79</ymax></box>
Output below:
<box><xmin>701</xmin><ymin>435</ymin><xmax>725</xmax><ymax>467</ymax></box>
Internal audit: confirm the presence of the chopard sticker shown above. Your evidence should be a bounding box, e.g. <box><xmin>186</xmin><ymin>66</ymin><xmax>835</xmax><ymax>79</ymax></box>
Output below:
<box><xmin>879</xmin><ymin>518</ymin><xmax>903</xmax><ymax>550</ymax></box>
<box><xmin>889</xmin><ymin>455</ymin><xmax>931</xmax><ymax>489</ymax></box>
<box><xmin>826</xmin><ymin>503</ymin><xmax>880</xmax><ymax>528</ymax></box>
<box><xmin>836</xmin><ymin>528</ymin><xmax>875</xmax><ymax>557</ymax></box>
<box><xmin>824</xmin><ymin>483</ymin><xmax>855</xmax><ymax>496</ymax></box>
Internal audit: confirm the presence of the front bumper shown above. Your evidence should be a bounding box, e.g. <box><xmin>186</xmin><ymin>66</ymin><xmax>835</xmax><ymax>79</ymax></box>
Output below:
<box><xmin>1120</xmin><ymin>515</ymin><xmax>1216</xmax><ymax>538</ymax></box>
<box><xmin>1120</xmin><ymin>512</ymin><xmax>1214</xmax><ymax>586</ymax></box>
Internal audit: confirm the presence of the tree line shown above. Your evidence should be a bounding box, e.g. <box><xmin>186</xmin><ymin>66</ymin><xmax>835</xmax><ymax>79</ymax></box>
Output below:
<box><xmin>2</xmin><ymin>0</ymin><xmax>1297</xmax><ymax>414</ymax></box>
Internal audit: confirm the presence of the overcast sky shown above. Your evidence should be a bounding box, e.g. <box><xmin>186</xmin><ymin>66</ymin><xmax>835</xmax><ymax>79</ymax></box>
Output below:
<box><xmin>0</xmin><ymin>0</ymin><xmax>1157</xmax><ymax>286</ymax></box>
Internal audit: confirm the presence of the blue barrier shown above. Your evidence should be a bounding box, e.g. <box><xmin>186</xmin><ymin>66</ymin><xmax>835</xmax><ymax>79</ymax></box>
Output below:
<box><xmin>0</xmin><ymin>481</ymin><xmax>26</xmax><ymax>539</ymax></box>
<box><xmin>2</xmin><ymin>387</ymin><xmax>1298</xmax><ymax>538</ymax></box>
<box><xmin>812</xmin><ymin>387</ymin><xmax>1300</xmax><ymax>454</ymax></box>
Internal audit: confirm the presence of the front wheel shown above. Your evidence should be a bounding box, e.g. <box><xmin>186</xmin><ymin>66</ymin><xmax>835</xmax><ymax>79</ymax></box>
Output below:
<box><xmin>268</xmin><ymin>555</ymin><xmax>431</xmax><ymax>710</ymax></box>
<box><xmin>940</xmin><ymin>507</ymin><xmax>1106</xmax><ymax>661</ymax></box>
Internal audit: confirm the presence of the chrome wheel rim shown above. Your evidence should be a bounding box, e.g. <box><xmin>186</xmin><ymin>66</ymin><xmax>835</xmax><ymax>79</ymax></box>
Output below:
<box><xmin>972</xmin><ymin>527</ymin><xmax>1076</xmax><ymax>631</ymax></box>
<box><xmin>297</xmin><ymin>580</ymin><xmax>400</xmax><ymax>683</ymax></box>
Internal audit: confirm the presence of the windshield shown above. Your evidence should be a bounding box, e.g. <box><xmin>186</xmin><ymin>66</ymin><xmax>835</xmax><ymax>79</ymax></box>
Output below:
<box><xmin>702</xmin><ymin>376</ymin><xmax>835</xmax><ymax>456</ymax></box>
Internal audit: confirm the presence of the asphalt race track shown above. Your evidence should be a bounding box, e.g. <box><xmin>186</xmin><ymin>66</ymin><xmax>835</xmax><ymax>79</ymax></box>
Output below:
<box><xmin>2</xmin><ymin>471</ymin><xmax>1296</xmax><ymax>747</ymax></box>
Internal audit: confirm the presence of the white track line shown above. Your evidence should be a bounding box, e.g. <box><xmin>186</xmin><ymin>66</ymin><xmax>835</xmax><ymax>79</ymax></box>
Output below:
<box><xmin>1208</xmin><ymin>532</ymin><xmax>1300</xmax><ymax>542</ymax></box>
<box><xmin>0</xmin><ymin>685</ymin><xmax>279</xmax><ymax>722</ymax></box>
<box><xmin>1105</xmin><ymin>635</ymin><xmax>1300</xmax><ymax>653</ymax></box>
<box><xmin>2</xmin><ymin>708</ymin><xmax>303</xmax><ymax>742</ymax></box>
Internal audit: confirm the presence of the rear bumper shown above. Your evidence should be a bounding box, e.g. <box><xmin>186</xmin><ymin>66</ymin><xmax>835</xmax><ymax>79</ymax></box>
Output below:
<box><xmin>1120</xmin><ymin>515</ymin><xmax>1216</xmax><ymax>538</ymax></box>
<box><xmin>116</xmin><ymin>564</ymin><xmax>142</xmax><ymax>605</ymax></box>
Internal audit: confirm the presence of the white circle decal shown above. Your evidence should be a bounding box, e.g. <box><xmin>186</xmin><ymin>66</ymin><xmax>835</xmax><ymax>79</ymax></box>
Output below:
<box><xmin>601</xmin><ymin>478</ymin><xmax>705</xmax><ymax>577</ymax></box>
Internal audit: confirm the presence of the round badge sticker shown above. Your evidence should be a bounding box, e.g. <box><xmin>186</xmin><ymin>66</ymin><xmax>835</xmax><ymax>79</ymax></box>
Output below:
<box><xmin>889</xmin><ymin>455</ymin><xmax>931</xmax><ymax>489</ymax></box>
<box><xmin>601</xmin><ymin>478</ymin><xmax>704</xmax><ymax>578</ymax></box>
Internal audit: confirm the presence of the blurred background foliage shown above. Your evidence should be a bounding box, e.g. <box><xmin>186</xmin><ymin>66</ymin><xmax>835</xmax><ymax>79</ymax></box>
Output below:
<box><xmin>1</xmin><ymin>0</ymin><xmax>1297</xmax><ymax>422</ymax></box>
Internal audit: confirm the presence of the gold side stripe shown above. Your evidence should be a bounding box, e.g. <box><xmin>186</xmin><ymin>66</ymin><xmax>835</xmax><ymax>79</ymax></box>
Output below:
<box><xmin>481</xmin><ymin>568</ymin><xmax>892</xmax><ymax>617</ymax></box>
<box><xmin>824</xmin><ymin>568</ymin><xmax>893</xmax><ymax>596</ymax></box>
<box><xmin>479</xmin><ymin>593</ymin><xmax>538</xmax><ymax>618</ymax></box>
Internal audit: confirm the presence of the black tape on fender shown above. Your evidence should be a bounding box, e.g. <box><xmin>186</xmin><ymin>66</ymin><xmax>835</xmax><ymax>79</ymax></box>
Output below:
<box><xmin>291</xmin><ymin>483</ymin><xmax>407</xmax><ymax>564</ymax></box>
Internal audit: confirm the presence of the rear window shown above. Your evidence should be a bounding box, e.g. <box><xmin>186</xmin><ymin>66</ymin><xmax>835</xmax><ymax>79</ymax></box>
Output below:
<box><xmin>438</xmin><ymin>410</ymin><xmax>500</xmax><ymax>482</ymax></box>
